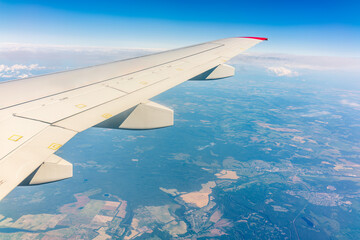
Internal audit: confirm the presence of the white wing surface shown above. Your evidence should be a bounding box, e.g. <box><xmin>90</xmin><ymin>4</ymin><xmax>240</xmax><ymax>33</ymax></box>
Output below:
<box><xmin>0</xmin><ymin>37</ymin><xmax>267</xmax><ymax>201</ymax></box>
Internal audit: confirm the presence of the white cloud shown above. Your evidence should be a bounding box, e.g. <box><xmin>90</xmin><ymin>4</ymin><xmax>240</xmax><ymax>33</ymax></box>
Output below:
<box><xmin>267</xmin><ymin>66</ymin><xmax>299</xmax><ymax>77</ymax></box>
<box><xmin>0</xmin><ymin>64</ymin><xmax>46</xmax><ymax>80</ymax></box>
<box><xmin>0</xmin><ymin>64</ymin><xmax>45</xmax><ymax>73</ymax></box>
<box><xmin>301</xmin><ymin>111</ymin><xmax>331</xmax><ymax>117</ymax></box>
<box><xmin>340</xmin><ymin>99</ymin><xmax>360</xmax><ymax>108</ymax></box>
<box><xmin>0</xmin><ymin>74</ymin><xmax>13</xmax><ymax>78</ymax></box>
<box><xmin>18</xmin><ymin>74</ymin><xmax>29</xmax><ymax>79</ymax></box>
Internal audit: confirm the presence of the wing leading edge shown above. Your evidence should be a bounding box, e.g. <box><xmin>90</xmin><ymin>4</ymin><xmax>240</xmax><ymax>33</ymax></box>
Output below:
<box><xmin>0</xmin><ymin>37</ymin><xmax>267</xmax><ymax>201</ymax></box>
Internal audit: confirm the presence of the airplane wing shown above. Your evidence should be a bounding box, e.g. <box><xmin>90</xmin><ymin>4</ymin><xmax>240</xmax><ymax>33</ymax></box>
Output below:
<box><xmin>0</xmin><ymin>37</ymin><xmax>267</xmax><ymax>201</ymax></box>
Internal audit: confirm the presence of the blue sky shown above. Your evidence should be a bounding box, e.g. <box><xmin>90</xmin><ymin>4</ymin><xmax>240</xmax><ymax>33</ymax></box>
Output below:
<box><xmin>0</xmin><ymin>0</ymin><xmax>360</xmax><ymax>56</ymax></box>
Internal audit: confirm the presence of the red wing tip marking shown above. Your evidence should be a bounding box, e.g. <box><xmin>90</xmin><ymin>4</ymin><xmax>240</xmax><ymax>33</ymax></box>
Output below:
<box><xmin>238</xmin><ymin>37</ymin><xmax>268</xmax><ymax>41</ymax></box>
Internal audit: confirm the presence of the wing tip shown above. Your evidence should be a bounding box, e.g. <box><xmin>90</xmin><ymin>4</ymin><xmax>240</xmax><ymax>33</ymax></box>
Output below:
<box><xmin>237</xmin><ymin>36</ymin><xmax>268</xmax><ymax>41</ymax></box>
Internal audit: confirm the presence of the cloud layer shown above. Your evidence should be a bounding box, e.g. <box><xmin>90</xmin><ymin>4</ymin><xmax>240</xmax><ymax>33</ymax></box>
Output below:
<box><xmin>0</xmin><ymin>42</ymin><xmax>359</xmax><ymax>81</ymax></box>
<box><xmin>0</xmin><ymin>64</ymin><xmax>46</xmax><ymax>79</ymax></box>
<box><xmin>230</xmin><ymin>52</ymin><xmax>360</xmax><ymax>77</ymax></box>
<box><xmin>0</xmin><ymin>43</ymin><xmax>158</xmax><ymax>81</ymax></box>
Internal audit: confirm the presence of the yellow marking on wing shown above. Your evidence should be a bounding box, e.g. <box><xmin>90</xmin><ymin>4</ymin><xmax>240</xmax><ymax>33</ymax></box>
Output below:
<box><xmin>102</xmin><ymin>113</ymin><xmax>113</xmax><ymax>119</ymax></box>
<box><xmin>75</xmin><ymin>104</ymin><xmax>87</xmax><ymax>109</ymax></box>
<box><xmin>8</xmin><ymin>135</ymin><xmax>23</xmax><ymax>142</ymax></box>
<box><xmin>48</xmin><ymin>143</ymin><xmax>62</xmax><ymax>150</ymax></box>
<box><xmin>140</xmin><ymin>81</ymin><xmax>148</xmax><ymax>85</ymax></box>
